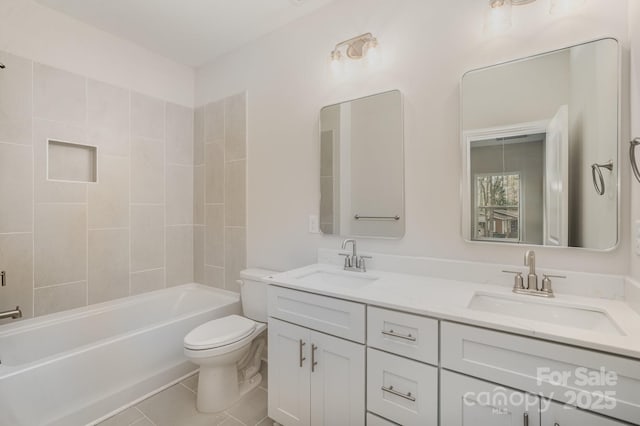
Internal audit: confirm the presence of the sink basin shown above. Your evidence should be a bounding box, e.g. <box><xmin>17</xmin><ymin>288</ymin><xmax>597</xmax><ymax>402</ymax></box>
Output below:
<box><xmin>468</xmin><ymin>293</ymin><xmax>625</xmax><ymax>336</ymax></box>
<box><xmin>294</xmin><ymin>270</ymin><xmax>378</xmax><ymax>288</ymax></box>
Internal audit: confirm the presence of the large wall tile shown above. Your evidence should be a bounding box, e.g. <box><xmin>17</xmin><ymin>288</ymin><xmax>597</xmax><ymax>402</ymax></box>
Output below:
<box><xmin>0</xmin><ymin>51</ymin><xmax>32</xmax><ymax>145</ymax></box>
<box><xmin>194</xmin><ymin>225</ymin><xmax>205</xmax><ymax>284</ymax></box>
<box><xmin>166</xmin><ymin>226</ymin><xmax>194</xmax><ymax>287</ymax></box>
<box><xmin>87</xmin><ymin>79</ymin><xmax>129</xmax><ymax>131</ymax></box>
<box><xmin>205</xmin><ymin>265</ymin><xmax>224</xmax><ymax>289</ymax></box>
<box><xmin>194</xmin><ymin>165</ymin><xmax>205</xmax><ymax>225</ymax></box>
<box><xmin>205</xmin><ymin>205</ymin><xmax>224</xmax><ymax>268</ymax></box>
<box><xmin>0</xmin><ymin>143</ymin><xmax>33</xmax><ymax>233</ymax></box>
<box><xmin>166</xmin><ymin>103</ymin><xmax>193</xmax><ymax>166</ymax></box>
<box><xmin>204</xmin><ymin>99</ymin><xmax>224</xmax><ymax>142</ymax></box>
<box><xmin>34</xmin><ymin>281</ymin><xmax>86</xmax><ymax>316</ymax></box>
<box><xmin>131</xmin><ymin>205</ymin><xmax>164</xmax><ymax>272</ymax></box>
<box><xmin>205</xmin><ymin>141</ymin><xmax>224</xmax><ymax>203</ymax></box>
<box><xmin>224</xmin><ymin>93</ymin><xmax>246</xmax><ymax>161</ymax></box>
<box><xmin>131</xmin><ymin>268</ymin><xmax>165</xmax><ymax>295</ymax></box>
<box><xmin>34</xmin><ymin>203</ymin><xmax>87</xmax><ymax>287</ymax></box>
<box><xmin>34</xmin><ymin>64</ymin><xmax>86</xmax><ymax>125</ymax></box>
<box><xmin>0</xmin><ymin>233</ymin><xmax>34</xmax><ymax>322</ymax></box>
<box><xmin>89</xmin><ymin>155</ymin><xmax>129</xmax><ymax>229</ymax></box>
<box><xmin>34</xmin><ymin>119</ymin><xmax>88</xmax><ymax>203</ymax></box>
<box><xmin>166</xmin><ymin>165</ymin><xmax>194</xmax><ymax>225</ymax></box>
<box><xmin>224</xmin><ymin>227</ymin><xmax>246</xmax><ymax>292</ymax></box>
<box><xmin>131</xmin><ymin>136</ymin><xmax>164</xmax><ymax>204</ymax></box>
<box><xmin>89</xmin><ymin>125</ymin><xmax>130</xmax><ymax>158</ymax></box>
<box><xmin>225</xmin><ymin>160</ymin><xmax>246</xmax><ymax>227</ymax></box>
<box><xmin>132</xmin><ymin>92</ymin><xmax>164</xmax><ymax>140</ymax></box>
<box><xmin>194</xmin><ymin>107</ymin><xmax>205</xmax><ymax>166</ymax></box>
<box><xmin>88</xmin><ymin>229</ymin><xmax>129</xmax><ymax>304</ymax></box>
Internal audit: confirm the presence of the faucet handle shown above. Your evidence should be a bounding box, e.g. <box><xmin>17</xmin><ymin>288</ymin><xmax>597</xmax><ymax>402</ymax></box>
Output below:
<box><xmin>541</xmin><ymin>274</ymin><xmax>565</xmax><ymax>294</ymax></box>
<box><xmin>339</xmin><ymin>252</ymin><xmax>351</xmax><ymax>268</ymax></box>
<box><xmin>503</xmin><ymin>270</ymin><xmax>525</xmax><ymax>290</ymax></box>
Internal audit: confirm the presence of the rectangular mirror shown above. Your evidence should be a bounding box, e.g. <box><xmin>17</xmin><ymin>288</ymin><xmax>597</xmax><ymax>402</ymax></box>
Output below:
<box><xmin>461</xmin><ymin>38</ymin><xmax>619</xmax><ymax>250</ymax></box>
<box><xmin>320</xmin><ymin>90</ymin><xmax>405</xmax><ymax>238</ymax></box>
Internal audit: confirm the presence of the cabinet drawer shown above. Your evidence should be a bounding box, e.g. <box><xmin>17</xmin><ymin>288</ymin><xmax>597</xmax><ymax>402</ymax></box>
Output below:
<box><xmin>268</xmin><ymin>285</ymin><xmax>365</xmax><ymax>343</ymax></box>
<box><xmin>366</xmin><ymin>412</ymin><xmax>399</xmax><ymax>425</ymax></box>
<box><xmin>367</xmin><ymin>348</ymin><xmax>438</xmax><ymax>426</ymax></box>
<box><xmin>367</xmin><ymin>306</ymin><xmax>438</xmax><ymax>364</ymax></box>
<box><xmin>441</xmin><ymin>322</ymin><xmax>640</xmax><ymax>424</ymax></box>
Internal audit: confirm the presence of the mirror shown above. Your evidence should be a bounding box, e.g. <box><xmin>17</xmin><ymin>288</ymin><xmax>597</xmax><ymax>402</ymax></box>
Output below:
<box><xmin>461</xmin><ymin>38</ymin><xmax>619</xmax><ymax>250</ymax></box>
<box><xmin>320</xmin><ymin>90</ymin><xmax>404</xmax><ymax>238</ymax></box>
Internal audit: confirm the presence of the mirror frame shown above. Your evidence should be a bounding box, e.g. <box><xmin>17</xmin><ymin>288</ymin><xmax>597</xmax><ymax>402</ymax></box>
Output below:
<box><xmin>319</xmin><ymin>89</ymin><xmax>406</xmax><ymax>239</ymax></box>
<box><xmin>459</xmin><ymin>37</ymin><xmax>621</xmax><ymax>252</ymax></box>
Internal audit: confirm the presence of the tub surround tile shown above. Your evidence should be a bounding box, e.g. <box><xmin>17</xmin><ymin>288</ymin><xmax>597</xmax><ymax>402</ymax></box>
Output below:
<box><xmin>166</xmin><ymin>165</ymin><xmax>194</xmax><ymax>226</ymax></box>
<box><xmin>205</xmin><ymin>141</ymin><xmax>225</xmax><ymax>203</ymax></box>
<box><xmin>166</xmin><ymin>226</ymin><xmax>194</xmax><ymax>287</ymax></box>
<box><xmin>0</xmin><ymin>233</ymin><xmax>34</xmax><ymax>321</ymax></box>
<box><xmin>194</xmin><ymin>225</ymin><xmax>205</xmax><ymax>284</ymax></box>
<box><xmin>193</xmin><ymin>106</ymin><xmax>205</xmax><ymax>165</ymax></box>
<box><xmin>0</xmin><ymin>143</ymin><xmax>33</xmax><ymax>233</ymax></box>
<box><xmin>34</xmin><ymin>203</ymin><xmax>87</xmax><ymax>287</ymax></box>
<box><xmin>204</xmin><ymin>99</ymin><xmax>225</xmax><ymax>143</ymax></box>
<box><xmin>205</xmin><ymin>265</ymin><xmax>224</xmax><ymax>289</ymax></box>
<box><xmin>87</xmin><ymin>80</ymin><xmax>130</xmax><ymax>132</ymax></box>
<box><xmin>33</xmin><ymin>118</ymin><xmax>88</xmax><ymax>203</ymax></box>
<box><xmin>205</xmin><ymin>205</ymin><xmax>224</xmax><ymax>267</ymax></box>
<box><xmin>34</xmin><ymin>281</ymin><xmax>87</xmax><ymax>316</ymax></box>
<box><xmin>166</xmin><ymin>103</ymin><xmax>194</xmax><ymax>166</ymax></box>
<box><xmin>89</xmin><ymin>155</ymin><xmax>130</xmax><ymax>229</ymax></box>
<box><xmin>130</xmin><ymin>269</ymin><xmax>165</xmax><ymax>295</ymax></box>
<box><xmin>89</xmin><ymin>229</ymin><xmax>130</xmax><ymax>304</ymax></box>
<box><xmin>0</xmin><ymin>51</ymin><xmax>32</xmax><ymax>146</ymax></box>
<box><xmin>224</xmin><ymin>227</ymin><xmax>246</xmax><ymax>293</ymax></box>
<box><xmin>224</xmin><ymin>93</ymin><xmax>246</xmax><ymax>162</ymax></box>
<box><xmin>224</xmin><ymin>160</ymin><xmax>246</xmax><ymax>227</ymax></box>
<box><xmin>89</xmin><ymin>121</ymin><xmax>131</xmax><ymax>158</ymax></box>
<box><xmin>131</xmin><ymin>136</ymin><xmax>165</xmax><ymax>204</ymax></box>
<box><xmin>137</xmin><ymin>383</ymin><xmax>228</xmax><ymax>426</ymax></box>
<box><xmin>131</xmin><ymin>93</ymin><xmax>165</xmax><ymax>140</ymax></box>
<box><xmin>194</xmin><ymin>166</ymin><xmax>205</xmax><ymax>225</ymax></box>
<box><xmin>34</xmin><ymin>64</ymin><xmax>86</xmax><ymax>125</ymax></box>
<box><xmin>131</xmin><ymin>205</ymin><xmax>164</xmax><ymax>272</ymax></box>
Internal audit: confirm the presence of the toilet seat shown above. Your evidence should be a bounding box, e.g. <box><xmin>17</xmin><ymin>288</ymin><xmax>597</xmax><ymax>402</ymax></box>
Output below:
<box><xmin>184</xmin><ymin>315</ymin><xmax>256</xmax><ymax>351</ymax></box>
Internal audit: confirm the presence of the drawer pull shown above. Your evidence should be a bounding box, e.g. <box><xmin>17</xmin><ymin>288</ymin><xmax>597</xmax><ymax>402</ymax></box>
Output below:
<box><xmin>523</xmin><ymin>412</ymin><xmax>529</xmax><ymax>426</ymax></box>
<box><xmin>299</xmin><ymin>339</ymin><xmax>306</xmax><ymax>367</ymax></box>
<box><xmin>381</xmin><ymin>385</ymin><xmax>416</xmax><ymax>402</ymax></box>
<box><xmin>311</xmin><ymin>344</ymin><xmax>318</xmax><ymax>372</ymax></box>
<box><xmin>381</xmin><ymin>329</ymin><xmax>416</xmax><ymax>342</ymax></box>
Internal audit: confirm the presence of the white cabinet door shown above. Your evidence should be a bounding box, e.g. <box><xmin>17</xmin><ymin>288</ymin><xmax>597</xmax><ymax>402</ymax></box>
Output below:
<box><xmin>268</xmin><ymin>318</ymin><xmax>311</xmax><ymax>426</ymax></box>
<box><xmin>441</xmin><ymin>370</ymin><xmax>540</xmax><ymax>426</ymax></box>
<box><xmin>310</xmin><ymin>331</ymin><xmax>365</xmax><ymax>426</ymax></box>
<box><xmin>542</xmin><ymin>401</ymin><xmax>629</xmax><ymax>426</ymax></box>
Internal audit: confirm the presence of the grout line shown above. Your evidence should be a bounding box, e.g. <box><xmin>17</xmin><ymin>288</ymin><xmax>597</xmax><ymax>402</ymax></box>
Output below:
<box><xmin>35</xmin><ymin>280</ymin><xmax>85</xmax><ymax>290</ymax></box>
<box><xmin>128</xmin><ymin>89</ymin><xmax>132</xmax><ymax>298</ymax></box>
<box><xmin>223</xmin><ymin>98</ymin><xmax>227</xmax><ymax>290</ymax></box>
<box><xmin>0</xmin><ymin>140</ymin><xmax>34</xmax><ymax>148</ymax></box>
<box><xmin>179</xmin><ymin>382</ymin><xmax>196</xmax><ymax>394</ymax></box>
<box><xmin>131</xmin><ymin>267</ymin><xmax>164</xmax><ymax>275</ymax></box>
<box><xmin>132</xmin><ymin>408</ymin><xmax>157</xmax><ymax>426</ymax></box>
<box><xmin>255</xmin><ymin>415</ymin><xmax>268</xmax><ymax>426</ymax></box>
<box><xmin>34</xmin><ymin>202</ymin><xmax>87</xmax><ymax>205</ymax></box>
<box><xmin>163</xmin><ymin>101</ymin><xmax>167</xmax><ymax>289</ymax></box>
<box><xmin>85</xmin><ymin>75</ymin><xmax>90</xmax><ymax>307</ymax></box>
<box><xmin>88</xmin><ymin>227</ymin><xmax>129</xmax><ymax>232</ymax></box>
<box><xmin>225</xmin><ymin>412</ymin><xmax>248</xmax><ymax>426</ymax></box>
<box><xmin>31</xmin><ymin>58</ymin><xmax>35</xmax><ymax>319</ymax></box>
<box><xmin>0</xmin><ymin>231</ymin><xmax>32</xmax><ymax>236</ymax></box>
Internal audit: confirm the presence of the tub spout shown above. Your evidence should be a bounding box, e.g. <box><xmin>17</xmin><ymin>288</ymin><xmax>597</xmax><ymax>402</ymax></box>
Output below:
<box><xmin>0</xmin><ymin>306</ymin><xmax>22</xmax><ymax>320</ymax></box>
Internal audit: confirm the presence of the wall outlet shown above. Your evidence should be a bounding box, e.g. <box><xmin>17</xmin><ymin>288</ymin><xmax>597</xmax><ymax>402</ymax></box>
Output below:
<box><xmin>308</xmin><ymin>215</ymin><xmax>320</xmax><ymax>233</ymax></box>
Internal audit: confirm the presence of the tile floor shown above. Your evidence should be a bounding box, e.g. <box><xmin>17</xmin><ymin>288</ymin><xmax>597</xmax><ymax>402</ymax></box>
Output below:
<box><xmin>99</xmin><ymin>363</ymin><xmax>272</xmax><ymax>426</ymax></box>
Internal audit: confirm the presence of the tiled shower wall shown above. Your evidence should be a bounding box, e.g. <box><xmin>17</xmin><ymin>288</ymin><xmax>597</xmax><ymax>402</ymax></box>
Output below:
<box><xmin>0</xmin><ymin>50</ymin><xmax>198</xmax><ymax>320</ymax></box>
<box><xmin>193</xmin><ymin>94</ymin><xmax>248</xmax><ymax>292</ymax></box>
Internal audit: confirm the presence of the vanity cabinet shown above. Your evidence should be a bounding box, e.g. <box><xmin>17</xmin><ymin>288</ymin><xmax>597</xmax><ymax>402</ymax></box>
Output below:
<box><xmin>542</xmin><ymin>401</ymin><xmax>629</xmax><ymax>426</ymax></box>
<box><xmin>268</xmin><ymin>287</ymin><xmax>366</xmax><ymax>426</ymax></box>
<box><xmin>441</xmin><ymin>370</ymin><xmax>541</xmax><ymax>426</ymax></box>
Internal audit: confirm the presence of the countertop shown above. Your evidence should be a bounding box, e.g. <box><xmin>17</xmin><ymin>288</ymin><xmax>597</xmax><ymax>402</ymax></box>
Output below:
<box><xmin>266</xmin><ymin>263</ymin><xmax>640</xmax><ymax>360</ymax></box>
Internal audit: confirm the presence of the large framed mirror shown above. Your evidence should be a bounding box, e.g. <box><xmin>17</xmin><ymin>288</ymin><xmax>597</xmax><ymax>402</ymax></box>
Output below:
<box><xmin>461</xmin><ymin>38</ymin><xmax>619</xmax><ymax>250</ymax></box>
<box><xmin>319</xmin><ymin>90</ymin><xmax>405</xmax><ymax>238</ymax></box>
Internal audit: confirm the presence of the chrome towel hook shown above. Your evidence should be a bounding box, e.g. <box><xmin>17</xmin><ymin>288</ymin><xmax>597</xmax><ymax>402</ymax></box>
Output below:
<box><xmin>591</xmin><ymin>160</ymin><xmax>613</xmax><ymax>196</ymax></box>
<box><xmin>630</xmin><ymin>138</ymin><xmax>640</xmax><ymax>183</ymax></box>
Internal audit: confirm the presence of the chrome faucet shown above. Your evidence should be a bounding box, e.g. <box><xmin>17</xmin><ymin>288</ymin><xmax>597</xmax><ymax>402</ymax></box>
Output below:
<box><xmin>340</xmin><ymin>239</ymin><xmax>371</xmax><ymax>272</ymax></box>
<box><xmin>503</xmin><ymin>251</ymin><xmax>565</xmax><ymax>298</ymax></box>
<box><xmin>0</xmin><ymin>306</ymin><xmax>22</xmax><ymax>320</ymax></box>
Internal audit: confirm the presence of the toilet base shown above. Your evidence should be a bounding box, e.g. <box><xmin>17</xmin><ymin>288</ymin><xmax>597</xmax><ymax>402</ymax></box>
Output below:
<box><xmin>195</xmin><ymin>369</ymin><xmax>263</xmax><ymax>413</ymax></box>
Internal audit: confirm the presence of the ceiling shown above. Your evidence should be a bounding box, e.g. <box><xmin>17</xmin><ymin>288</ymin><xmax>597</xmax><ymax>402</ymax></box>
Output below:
<box><xmin>35</xmin><ymin>0</ymin><xmax>336</xmax><ymax>67</ymax></box>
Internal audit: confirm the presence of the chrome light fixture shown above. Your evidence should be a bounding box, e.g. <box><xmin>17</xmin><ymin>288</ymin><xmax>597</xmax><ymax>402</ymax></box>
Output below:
<box><xmin>330</xmin><ymin>33</ymin><xmax>378</xmax><ymax>62</ymax></box>
<box><xmin>485</xmin><ymin>0</ymin><xmax>586</xmax><ymax>31</ymax></box>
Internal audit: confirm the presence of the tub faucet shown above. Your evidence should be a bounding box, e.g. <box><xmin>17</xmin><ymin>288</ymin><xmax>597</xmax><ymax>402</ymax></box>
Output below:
<box><xmin>0</xmin><ymin>306</ymin><xmax>22</xmax><ymax>320</ymax></box>
<box><xmin>339</xmin><ymin>239</ymin><xmax>371</xmax><ymax>272</ymax></box>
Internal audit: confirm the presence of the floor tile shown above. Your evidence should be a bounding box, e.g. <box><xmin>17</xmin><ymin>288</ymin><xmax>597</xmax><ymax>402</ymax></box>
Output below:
<box><xmin>181</xmin><ymin>374</ymin><xmax>198</xmax><ymax>393</ymax></box>
<box><xmin>255</xmin><ymin>418</ymin><xmax>275</xmax><ymax>426</ymax></box>
<box><xmin>219</xmin><ymin>416</ymin><xmax>245</xmax><ymax>426</ymax></box>
<box><xmin>131</xmin><ymin>418</ymin><xmax>155</xmax><ymax>426</ymax></box>
<box><xmin>98</xmin><ymin>407</ymin><xmax>144</xmax><ymax>426</ymax></box>
<box><xmin>226</xmin><ymin>388</ymin><xmax>267</xmax><ymax>426</ymax></box>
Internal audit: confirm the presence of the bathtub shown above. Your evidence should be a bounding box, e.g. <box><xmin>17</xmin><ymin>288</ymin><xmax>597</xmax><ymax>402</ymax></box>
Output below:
<box><xmin>0</xmin><ymin>283</ymin><xmax>241</xmax><ymax>426</ymax></box>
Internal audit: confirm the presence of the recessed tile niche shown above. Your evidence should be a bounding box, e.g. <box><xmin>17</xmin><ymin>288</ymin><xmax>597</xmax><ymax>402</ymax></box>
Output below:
<box><xmin>47</xmin><ymin>139</ymin><xmax>97</xmax><ymax>183</ymax></box>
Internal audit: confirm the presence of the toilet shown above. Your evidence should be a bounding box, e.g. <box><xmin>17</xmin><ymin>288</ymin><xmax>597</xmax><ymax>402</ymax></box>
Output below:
<box><xmin>184</xmin><ymin>268</ymin><xmax>275</xmax><ymax>413</ymax></box>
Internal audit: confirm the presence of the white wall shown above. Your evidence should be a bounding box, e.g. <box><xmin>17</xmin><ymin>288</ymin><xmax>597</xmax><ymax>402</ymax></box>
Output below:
<box><xmin>196</xmin><ymin>0</ymin><xmax>630</xmax><ymax>275</ymax></box>
<box><xmin>630</xmin><ymin>0</ymin><xmax>640</xmax><ymax>280</ymax></box>
<box><xmin>0</xmin><ymin>0</ymin><xmax>194</xmax><ymax>106</ymax></box>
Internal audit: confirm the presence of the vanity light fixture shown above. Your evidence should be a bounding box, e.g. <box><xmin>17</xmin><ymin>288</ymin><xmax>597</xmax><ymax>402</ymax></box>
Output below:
<box><xmin>330</xmin><ymin>32</ymin><xmax>378</xmax><ymax>63</ymax></box>
<box><xmin>485</xmin><ymin>0</ymin><xmax>586</xmax><ymax>33</ymax></box>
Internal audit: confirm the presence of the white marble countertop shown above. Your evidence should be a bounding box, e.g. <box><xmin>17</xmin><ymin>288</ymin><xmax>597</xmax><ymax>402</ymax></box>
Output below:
<box><xmin>267</xmin><ymin>263</ymin><xmax>640</xmax><ymax>360</ymax></box>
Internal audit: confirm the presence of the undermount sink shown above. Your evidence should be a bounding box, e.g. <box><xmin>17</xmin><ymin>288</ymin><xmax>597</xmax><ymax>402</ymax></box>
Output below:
<box><xmin>468</xmin><ymin>293</ymin><xmax>625</xmax><ymax>336</ymax></box>
<box><xmin>294</xmin><ymin>270</ymin><xmax>378</xmax><ymax>288</ymax></box>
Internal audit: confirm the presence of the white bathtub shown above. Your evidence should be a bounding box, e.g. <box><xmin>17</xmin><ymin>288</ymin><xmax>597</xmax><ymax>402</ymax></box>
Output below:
<box><xmin>0</xmin><ymin>284</ymin><xmax>241</xmax><ymax>426</ymax></box>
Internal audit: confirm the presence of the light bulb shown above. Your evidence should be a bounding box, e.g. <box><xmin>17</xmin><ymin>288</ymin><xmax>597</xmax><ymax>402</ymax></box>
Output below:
<box><xmin>484</xmin><ymin>0</ymin><xmax>512</xmax><ymax>35</ymax></box>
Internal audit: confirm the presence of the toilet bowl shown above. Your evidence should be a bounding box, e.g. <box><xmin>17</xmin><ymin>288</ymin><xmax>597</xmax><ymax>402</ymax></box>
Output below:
<box><xmin>184</xmin><ymin>268</ymin><xmax>275</xmax><ymax>413</ymax></box>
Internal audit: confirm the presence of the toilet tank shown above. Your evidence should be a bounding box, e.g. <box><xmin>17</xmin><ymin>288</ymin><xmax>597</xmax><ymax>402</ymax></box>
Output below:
<box><xmin>239</xmin><ymin>268</ymin><xmax>277</xmax><ymax>322</ymax></box>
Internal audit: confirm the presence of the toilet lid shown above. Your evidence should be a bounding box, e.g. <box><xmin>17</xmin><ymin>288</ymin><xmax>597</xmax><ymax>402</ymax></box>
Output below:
<box><xmin>184</xmin><ymin>315</ymin><xmax>257</xmax><ymax>350</ymax></box>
